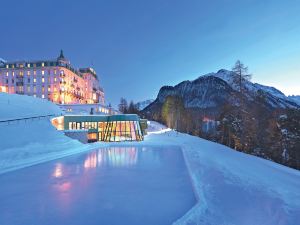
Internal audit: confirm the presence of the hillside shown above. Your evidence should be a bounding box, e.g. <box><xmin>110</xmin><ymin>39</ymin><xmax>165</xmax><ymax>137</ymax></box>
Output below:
<box><xmin>142</xmin><ymin>70</ymin><xmax>300</xmax><ymax>169</ymax></box>
<box><xmin>0</xmin><ymin>93</ymin><xmax>90</xmax><ymax>174</ymax></box>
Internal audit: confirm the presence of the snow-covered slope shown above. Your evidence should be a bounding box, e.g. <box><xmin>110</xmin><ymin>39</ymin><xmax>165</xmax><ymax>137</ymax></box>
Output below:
<box><xmin>139</xmin><ymin>122</ymin><xmax>300</xmax><ymax>225</ymax></box>
<box><xmin>0</xmin><ymin>93</ymin><xmax>91</xmax><ymax>174</ymax></box>
<box><xmin>135</xmin><ymin>99</ymin><xmax>154</xmax><ymax>110</ymax></box>
<box><xmin>211</xmin><ymin>69</ymin><xmax>296</xmax><ymax>107</ymax></box>
<box><xmin>0</xmin><ymin>92</ymin><xmax>61</xmax><ymax>120</ymax></box>
<box><xmin>288</xmin><ymin>95</ymin><xmax>300</xmax><ymax>106</ymax></box>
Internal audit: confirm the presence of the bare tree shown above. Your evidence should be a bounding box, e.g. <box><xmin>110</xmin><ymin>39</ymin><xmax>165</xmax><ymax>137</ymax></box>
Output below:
<box><xmin>232</xmin><ymin>60</ymin><xmax>252</xmax><ymax>93</ymax></box>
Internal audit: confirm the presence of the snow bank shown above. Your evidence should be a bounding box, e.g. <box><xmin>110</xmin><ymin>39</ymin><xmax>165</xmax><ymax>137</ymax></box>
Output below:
<box><xmin>0</xmin><ymin>93</ymin><xmax>98</xmax><ymax>174</ymax></box>
<box><xmin>0</xmin><ymin>92</ymin><xmax>62</xmax><ymax>120</ymax></box>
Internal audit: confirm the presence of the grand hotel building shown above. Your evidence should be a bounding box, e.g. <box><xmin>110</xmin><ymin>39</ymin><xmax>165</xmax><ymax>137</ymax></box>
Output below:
<box><xmin>0</xmin><ymin>51</ymin><xmax>104</xmax><ymax>105</ymax></box>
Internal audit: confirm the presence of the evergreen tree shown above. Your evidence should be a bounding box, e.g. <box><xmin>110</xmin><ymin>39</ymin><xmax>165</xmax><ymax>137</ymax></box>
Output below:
<box><xmin>118</xmin><ymin>98</ymin><xmax>128</xmax><ymax>113</ymax></box>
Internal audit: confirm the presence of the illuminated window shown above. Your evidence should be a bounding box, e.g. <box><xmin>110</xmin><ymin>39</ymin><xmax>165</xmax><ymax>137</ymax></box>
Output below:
<box><xmin>54</xmin><ymin>77</ymin><xmax>57</xmax><ymax>82</ymax></box>
<box><xmin>12</xmin><ymin>65</ymin><xmax>14</xmax><ymax>69</ymax></box>
<box><xmin>42</xmin><ymin>62</ymin><xmax>45</xmax><ymax>67</ymax></box>
<box><xmin>19</xmin><ymin>71</ymin><xmax>24</xmax><ymax>76</ymax></box>
<box><xmin>27</xmin><ymin>63</ymin><xmax>30</xmax><ymax>68</ymax></box>
<box><xmin>33</xmin><ymin>78</ymin><xmax>36</xmax><ymax>83</ymax></box>
<box><xmin>33</xmin><ymin>86</ymin><xmax>36</xmax><ymax>93</ymax></box>
<box><xmin>12</xmin><ymin>71</ymin><xmax>15</xmax><ymax>76</ymax></box>
<box><xmin>27</xmin><ymin>71</ymin><xmax>30</xmax><ymax>76</ymax></box>
<box><xmin>41</xmin><ymin>70</ymin><xmax>45</xmax><ymax>75</ymax></box>
<box><xmin>33</xmin><ymin>70</ymin><xmax>36</xmax><ymax>75</ymax></box>
<box><xmin>54</xmin><ymin>70</ymin><xmax>57</xmax><ymax>75</ymax></box>
<box><xmin>42</xmin><ymin>94</ymin><xmax>45</xmax><ymax>98</ymax></box>
<box><xmin>6</xmin><ymin>65</ymin><xmax>8</xmax><ymax>69</ymax></box>
<box><xmin>42</xmin><ymin>86</ymin><xmax>45</xmax><ymax>92</ymax></box>
<box><xmin>6</xmin><ymin>72</ymin><xmax>8</xmax><ymax>76</ymax></box>
<box><xmin>48</xmin><ymin>86</ymin><xmax>51</xmax><ymax>92</ymax></box>
<box><xmin>42</xmin><ymin>77</ymin><xmax>45</xmax><ymax>83</ymax></box>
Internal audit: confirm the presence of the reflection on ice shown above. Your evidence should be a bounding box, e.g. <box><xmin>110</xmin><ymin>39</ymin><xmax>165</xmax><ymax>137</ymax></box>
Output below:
<box><xmin>84</xmin><ymin>147</ymin><xmax>138</xmax><ymax>169</ymax></box>
<box><xmin>0</xmin><ymin>146</ymin><xmax>196</xmax><ymax>225</ymax></box>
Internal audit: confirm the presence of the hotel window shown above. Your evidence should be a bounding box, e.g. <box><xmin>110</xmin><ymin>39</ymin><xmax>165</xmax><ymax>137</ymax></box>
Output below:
<box><xmin>42</xmin><ymin>86</ymin><xmax>45</xmax><ymax>93</ymax></box>
<box><xmin>33</xmin><ymin>78</ymin><xmax>36</xmax><ymax>83</ymax></box>
<box><xmin>12</xmin><ymin>71</ymin><xmax>15</xmax><ymax>76</ymax></box>
<box><xmin>6</xmin><ymin>65</ymin><xmax>8</xmax><ymax>69</ymax></box>
<box><xmin>42</xmin><ymin>94</ymin><xmax>45</xmax><ymax>98</ymax></box>
<box><xmin>19</xmin><ymin>71</ymin><xmax>24</xmax><ymax>76</ymax></box>
<box><xmin>12</xmin><ymin>65</ymin><xmax>14</xmax><ymax>69</ymax></box>
<box><xmin>27</xmin><ymin>78</ymin><xmax>30</xmax><ymax>83</ymax></box>
<box><xmin>54</xmin><ymin>77</ymin><xmax>57</xmax><ymax>82</ymax></box>
<box><xmin>54</xmin><ymin>86</ymin><xmax>57</xmax><ymax>92</ymax></box>
<box><xmin>6</xmin><ymin>72</ymin><xmax>8</xmax><ymax>76</ymax></box>
<box><xmin>27</xmin><ymin>85</ymin><xmax>30</xmax><ymax>92</ymax></box>
<box><xmin>42</xmin><ymin>62</ymin><xmax>45</xmax><ymax>67</ymax></box>
<box><xmin>27</xmin><ymin>71</ymin><xmax>30</xmax><ymax>76</ymax></box>
<box><xmin>33</xmin><ymin>86</ymin><xmax>36</xmax><ymax>93</ymax></box>
<box><xmin>42</xmin><ymin>70</ymin><xmax>45</xmax><ymax>75</ymax></box>
<box><xmin>33</xmin><ymin>70</ymin><xmax>36</xmax><ymax>75</ymax></box>
<box><xmin>48</xmin><ymin>85</ymin><xmax>51</xmax><ymax>92</ymax></box>
<box><xmin>12</xmin><ymin>79</ymin><xmax>14</xmax><ymax>84</ymax></box>
<box><xmin>54</xmin><ymin>69</ymin><xmax>57</xmax><ymax>75</ymax></box>
<box><xmin>27</xmin><ymin>63</ymin><xmax>30</xmax><ymax>68</ymax></box>
<box><xmin>42</xmin><ymin>77</ymin><xmax>45</xmax><ymax>83</ymax></box>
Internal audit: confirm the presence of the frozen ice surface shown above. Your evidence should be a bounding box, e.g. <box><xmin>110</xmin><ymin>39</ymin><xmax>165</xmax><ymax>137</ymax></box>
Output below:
<box><xmin>0</xmin><ymin>146</ymin><xmax>196</xmax><ymax>225</ymax></box>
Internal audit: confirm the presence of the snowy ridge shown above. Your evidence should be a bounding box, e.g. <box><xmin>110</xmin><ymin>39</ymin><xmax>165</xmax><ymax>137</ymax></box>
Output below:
<box><xmin>288</xmin><ymin>95</ymin><xmax>300</xmax><ymax>106</ymax></box>
<box><xmin>0</xmin><ymin>93</ymin><xmax>95</xmax><ymax>174</ymax></box>
<box><xmin>0</xmin><ymin>92</ymin><xmax>62</xmax><ymax>120</ymax></box>
<box><xmin>150</xmin><ymin>68</ymin><xmax>299</xmax><ymax>111</ymax></box>
<box><xmin>135</xmin><ymin>99</ymin><xmax>154</xmax><ymax>110</ymax></box>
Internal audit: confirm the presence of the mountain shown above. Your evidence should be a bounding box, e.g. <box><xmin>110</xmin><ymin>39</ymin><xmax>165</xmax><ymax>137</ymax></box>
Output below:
<box><xmin>288</xmin><ymin>95</ymin><xmax>300</xmax><ymax>106</ymax></box>
<box><xmin>135</xmin><ymin>99</ymin><xmax>154</xmax><ymax>110</ymax></box>
<box><xmin>142</xmin><ymin>69</ymin><xmax>300</xmax><ymax>170</ymax></box>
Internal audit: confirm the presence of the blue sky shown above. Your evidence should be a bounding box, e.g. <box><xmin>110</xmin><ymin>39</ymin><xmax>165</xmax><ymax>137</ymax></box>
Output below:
<box><xmin>1</xmin><ymin>0</ymin><xmax>300</xmax><ymax>106</ymax></box>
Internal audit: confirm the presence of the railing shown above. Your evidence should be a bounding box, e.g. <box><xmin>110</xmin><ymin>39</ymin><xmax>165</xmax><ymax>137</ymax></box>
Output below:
<box><xmin>0</xmin><ymin>114</ymin><xmax>58</xmax><ymax>125</ymax></box>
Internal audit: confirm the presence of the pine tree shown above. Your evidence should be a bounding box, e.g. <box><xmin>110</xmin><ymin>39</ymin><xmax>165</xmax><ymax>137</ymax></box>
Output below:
<box><xmin>118</xmin><ymin>98</ymin><xmax>128</xmax><ymax>113</ymax></box>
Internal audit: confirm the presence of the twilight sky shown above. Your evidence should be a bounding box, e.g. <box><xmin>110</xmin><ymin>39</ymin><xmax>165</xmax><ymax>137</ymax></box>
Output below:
<box><xmin>0</xmin><ymin>0</ymin><xmax>300</xmax><ymax>106</ymax></box>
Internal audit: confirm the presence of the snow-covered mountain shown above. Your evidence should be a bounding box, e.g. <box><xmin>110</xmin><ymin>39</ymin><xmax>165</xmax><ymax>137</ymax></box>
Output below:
<box><xmin>0</xmin><ymin>58</ymin><xmax>6</xmax><ymax>64</ymax></box>
<box><xmin>142</xmin><ymin>69</ymin><xmax>300</xmax><ymax>170</ymax></box>
<box><xmin>135</xmin><ymin>99</ymin><xmax>154</xmax><ymax>110</ymax></box>
<box><xmin>146</xmin><ymin>69</ymin><xmax>298</xmax><ymax>111</ymax></box>
<box><xmin>288</xmin><ymin>95</ymin><xmax>300</xmax><ymax>106</ymax></box>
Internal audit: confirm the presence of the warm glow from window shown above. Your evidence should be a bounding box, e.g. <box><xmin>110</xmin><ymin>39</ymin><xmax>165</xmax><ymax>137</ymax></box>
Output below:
<box><xmin>33</xmin><ymin>78</ymin><xmax>36</xmax><ymax>83</ymax></box>
<box><xmin>42</xmin><ymin>70</ymin><xmax>45</xmax><ymax>75</ymax></box>
<box><xmin>33</xmin><ymin>70</ymin><xmax>36</xmax><ymax>75</ymax></box>
<box><xmin>42</xmin><ymin>94</ymin><xmax>45</xmax><ymax>98</ymax></box>
<box><xmin>27</xmin><ymin>63</ymin><xmax>30</xmax><ymax>68</ymax></box>
<box><xmin>42</xmin><ymin>77</ymin><xmax>45</xmax><ymax>83</ymax></box>
<box><xmin>27</xmin><ymin>71</ymin><xmax>30</xmax><ymax>76</ymax></box>
<box><xmin>42</xmin><ymin>62</ymin><xmax>45</xmax><ymax>67</ymax></box>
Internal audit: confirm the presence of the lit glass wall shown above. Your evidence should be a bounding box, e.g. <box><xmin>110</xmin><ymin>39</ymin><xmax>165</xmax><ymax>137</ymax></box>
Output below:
<box><xmin>66</xmin><ymin>119</ymin><xmax>143</xmax><ymax>142</ymax></box>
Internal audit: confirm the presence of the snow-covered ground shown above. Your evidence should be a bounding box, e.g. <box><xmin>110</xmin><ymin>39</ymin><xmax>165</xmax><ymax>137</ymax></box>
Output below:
<box><xmin>0</xmin><ymin>93</ymin><xmax>92</xmax><ymax>174</ymax></box>
<box><xmin>108</xmin><ymin>124</ymin><xmax>300</xmax><ymax>225</ymax></box>
<box><xmin>0</xmin><ymin>93</ymin><xmax>299</xmax><ymax>224</ymax></box>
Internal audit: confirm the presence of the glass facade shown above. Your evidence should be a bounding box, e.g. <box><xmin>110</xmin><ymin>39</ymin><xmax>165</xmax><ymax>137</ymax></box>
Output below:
<box><xmin>58</xmin><ymin>115</ymin><xmax>146</xmax><ymax>142</ymax></box>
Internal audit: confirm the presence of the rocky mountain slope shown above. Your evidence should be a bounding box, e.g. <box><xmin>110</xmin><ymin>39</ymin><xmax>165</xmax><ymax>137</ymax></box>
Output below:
<box><xmin>142</xmin><ymin>69</ymin><xmax>300</xmax><ymax>169</ymax></box>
